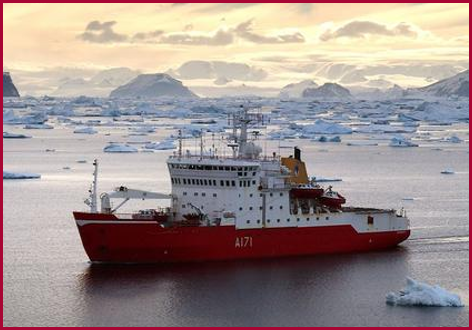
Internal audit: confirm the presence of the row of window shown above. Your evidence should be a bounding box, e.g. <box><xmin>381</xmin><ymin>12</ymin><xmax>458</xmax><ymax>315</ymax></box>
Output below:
<box><xmin>170</xmin><ymin>164</ymin><xmax>259</xmax><ymax>172</ymax></box>
<box><xmin>172</xmin><ymin>178</ymin><xmax>258</xmax><ymax>188</ymax></box>
<box><xmin>245</xmin><ymin>216</ymin><xmax>330</xmax><ymax>224</ymax></box>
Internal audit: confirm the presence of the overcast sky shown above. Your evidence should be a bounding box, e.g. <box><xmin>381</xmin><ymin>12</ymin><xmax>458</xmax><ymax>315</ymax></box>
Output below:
<box><xmin>3</xmin><ymin>3</ymin><xmax>469</xmax><ymax>74</ymax></box>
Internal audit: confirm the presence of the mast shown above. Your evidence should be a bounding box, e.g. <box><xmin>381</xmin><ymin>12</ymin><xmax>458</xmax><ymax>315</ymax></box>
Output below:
<box><xmin>178</xmin><ymin>129</ymin><xmax>182</xmax><ymax>159</ymax></box>
<box><xmin>90</xmin><ymin>159</ymin><xmax>98</xmax><ymax>213</ymax></box>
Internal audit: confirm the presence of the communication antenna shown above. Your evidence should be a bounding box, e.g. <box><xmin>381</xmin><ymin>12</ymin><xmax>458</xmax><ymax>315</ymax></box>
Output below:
<box><xmin>178</xmin><ymin>129</ymin><xmax>183</xmax><ymax>159</ymax></box>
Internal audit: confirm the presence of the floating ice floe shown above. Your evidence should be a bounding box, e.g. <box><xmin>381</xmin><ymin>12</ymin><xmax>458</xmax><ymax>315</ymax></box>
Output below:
<box><xmin>301</xmin><ymin>119</ymin><xmax>352</xmax><ymax>135</ymax></box>
<box><xmin>313</xmin><ymin>176</ymin><xmax>342</xmax><ymax>183</ymax></box>
<box><xmin>24</xmin><ymin>124</ymin><xmax>54</xmax><ymax>130</ymax></box>
<box><xmin>354</xmin><ymin>124</ymin><xmax>417</xmax><ymax>134</ymax></box>
<box><xmin>3</xmin><ymin>171</ymin><xmax>41</xmax><ymax>180</ymax></box>
<box><xmin>389</xmin><ymin>136</ymin><xmax>419</xmax><ymax>148</ymax></box>
<box><xmin>315</xmin><ymin>135</ymin><xmax>341</xmax><ymax>143</ymax></box>
<box><xmin>386</xmin><ymin>277</ymin><xmax>464</xmax><ymax>307</ymax></box>
<box><xmin>144</xmin><ymin>139</ymin><xmax>176</xmax><ymax>151</ymax></box>
<box><xmin>3</xmin><ymin>132</ymin><xmax>32</xmax><ymax>139</ymax></box>
<box><xmin>74</xmin><ymin>127</ymin><xmax>98</xmax><ymax>134</ymax></box>
<box><xmin>103</xmin><ymin>143</ymin><xmax>138</xmax><ymax>153</ymax></box>
<box><xmin>442</xmin><ymin>135</ymin><xmax>463</xmax><ymax>143</ymax></box>
<box><xmin>347</xmin><ymin>141</ymin><xmax>379</xmax><ymax>147</ymax></box>
<box><xmin>440</xmin><ymin>169</ymin><xmax>455</xmax><ymax>175</ymax></box>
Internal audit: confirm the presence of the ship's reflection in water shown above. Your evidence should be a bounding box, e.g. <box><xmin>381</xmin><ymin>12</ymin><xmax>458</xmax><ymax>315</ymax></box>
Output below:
<box><xmin>72</xmin><ymin>247</ymin><xmax>460</xmax><ymax>327</ymax></box>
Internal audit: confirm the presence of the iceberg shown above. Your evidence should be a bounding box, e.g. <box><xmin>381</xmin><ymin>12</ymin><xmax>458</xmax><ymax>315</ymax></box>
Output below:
<box><xmin>103</xmin><ymin>143</ymin><xmax>138</xmax><ymax>153</ymax></box>
<box><xmin>3</xmin><ymin>132</ymin><xmax>32</xmax><ymax>139</ymax></box>
<box><xmin>3</xmin><ymin>171</ymin><xmax>41</xmax><ymax>180</ymax></box>
<box><xmin>386</xmin><ymin>277</ymin><xmax>464</xmax><ymax>307</ymax></box>
<box><xmin>74</xmin><ymin>127</ymin><xmax>98</xmax><ymax>134</ymax></box>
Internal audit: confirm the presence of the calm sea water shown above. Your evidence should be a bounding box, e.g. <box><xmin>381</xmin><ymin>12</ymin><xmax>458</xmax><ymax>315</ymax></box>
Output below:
<box><xmin>3</xmin><ymin>122</ymin><xmax>469</xmax><ymax>326</ymax></box>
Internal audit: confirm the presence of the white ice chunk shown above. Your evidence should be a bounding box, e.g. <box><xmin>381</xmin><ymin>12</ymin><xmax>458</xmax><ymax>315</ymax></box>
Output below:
<box><xmin>103</xmin><ymin>143</ymin><xmax>138</xmax><ymax>153</ymax></box>
<box><xmin>3</xmin><ymin>132</ymin><xmax>32</xmax><ymax>139</ymax></box>
<box><xmin>73</xmin><ymin>127</ymin><xmax>98</xmax><ymax>134</ymax></box>
<box><xmin>302</xmin><ymin>119</ymin><xmax>352</xmax><ymax>135</ymax></box>
<box><xmin>389</xmin><ymin>136</ymin><xmax>419</xmax><ymax>148</ymax></box>
<box><xmin>24</xmin><ymin>124</ymin><xmax>54</xmax><ymax>130</ymax></box>
<box><xmin>144</xmin><ymin>139</ymin><xmax>176</xmax><ymax>151</ymax></box>
<box><xmin>440</xmin><ymin>169</ymin><xmax>455</xmax><ymax>175</ymax></box>
<box><xmin>3</xmin><ymin>171</ymin><xmax>41</xmax><ymax>180</ymax></box>
<box><xmin>386</xmin><ymin>277</ymin><xmax>464</xmax><ymax>307</ymax></box>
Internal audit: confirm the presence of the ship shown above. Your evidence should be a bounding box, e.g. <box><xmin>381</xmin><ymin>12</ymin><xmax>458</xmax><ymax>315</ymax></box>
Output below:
<box><xmin>73</xmin><ymin>107</ymin><xmax>410</xmax><ymax>263</ymax></box>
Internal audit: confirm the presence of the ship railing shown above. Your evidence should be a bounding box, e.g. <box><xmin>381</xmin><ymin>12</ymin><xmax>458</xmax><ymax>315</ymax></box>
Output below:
<box><xmin>168</xmin><ymin>153</ymin><xmax>281</xmax><ymax>163</ymax></box>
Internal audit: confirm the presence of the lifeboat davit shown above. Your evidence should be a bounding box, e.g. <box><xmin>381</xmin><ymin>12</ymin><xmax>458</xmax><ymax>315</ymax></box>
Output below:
<box><xmin>319</xmin><ymin>188</ymin><xmax>346</xmax><ymax>209</ymax></box>
<box><xmin>290</xmin><ymin>184</ymin><xmax>324</xmax><ymax>199</ymax></box>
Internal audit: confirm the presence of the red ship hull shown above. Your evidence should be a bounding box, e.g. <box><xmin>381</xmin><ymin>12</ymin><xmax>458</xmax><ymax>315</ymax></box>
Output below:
<box><xmin>73</xmin><ymin>212</ymin><xmax>410</xmax><ymax>263</ymax></box>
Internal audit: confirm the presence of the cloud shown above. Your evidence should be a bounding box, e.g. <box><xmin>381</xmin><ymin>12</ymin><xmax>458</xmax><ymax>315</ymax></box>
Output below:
<box><xmin>78</xmin><ymin>19</ymin><xmax>304</xmax><ymax>46</ymax></box>
<box><xmin>235</xmin><ymin>20</ymin><xmax>305</xmax><ymax>44</ymax></box>
<box><xmin>131</xmin><ymin>30</ymin><xmax>164</xmax><ymax>42</ymax></box>
<box><xmin>159</xmin><ymin>29</ymin><xmax>234</xmax><ymax>46</ymax></box>
<box><xmin>320</xmin><ymin>21</ymin><xmax>418</xmax><ymax>41</ymax></box>
<box><xmin>78</xmin><ymin>21</ymin><xmax>128</xmax><ymax>43</ymax></box>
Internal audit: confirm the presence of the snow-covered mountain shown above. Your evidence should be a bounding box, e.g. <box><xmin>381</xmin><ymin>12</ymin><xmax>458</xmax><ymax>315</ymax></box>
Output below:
<box><xmin>53</xmin><ymin>68</ymin><xmax>139</xmax><ymax>97</ymax></box>
<box><xmin>302</xmin><ymin>83</ymin><xmax>352</xmax><ymax>100</ymax></box>
<box><xmin>110</xmin><ymin>74</ymin><xmax>198</xmax><ymax>99</ymax></box>
<box><xmin>3</xmin><ymin>72</ymin><xmax>20</xmax><ymax>97</ymax></box>
<box><xmin>279</xmin><ymin>80</ymin><xmax>319</xmax><ymax>98</ymax></box>
<box><xmin>413</xmin><ymin>70</ymin><xmax>469</xmax><ymax>98</ymax></box>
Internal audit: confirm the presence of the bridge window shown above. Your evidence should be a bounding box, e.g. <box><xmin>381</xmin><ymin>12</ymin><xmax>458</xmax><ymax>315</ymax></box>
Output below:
<box><xmin>226</xmin><ymin>180</ymin><xmax>230</xmax><ymax>187</ymax></box>
<box><xmin>231</xmin><ymin>181</ymin><xmax>236</xmax><ymax>187</ymax></box>
<box><xmin>250</xmin><ymin>193</ymin><xmax>253</xmax><ymax>197</ymax></box>
<box><xmin>253</xmin><ymin>180</ymin><xmax>256</xmax><ymax>185</ymax></box>
<box><xmin>194</xmin><ymin>192</ymin><xmax>198</xmax><ymax>196</ymax></box>
<box><xmin>202</xmin><ymin>193</ymin><xmax>206</xmax><ymax>197</ymax></box>
<box><xmin>182</xmin><ymin>204</ymin><xmax>186</xmax><ymax>208</ymax></box>
<box><xmin>269</xmin><ymin>206</ymin><xmax>273</xmax><ymax>210</ymax></box>
<box><xmin>183</xmin><ymin>192</ymin><xmax>187</xmax><ymax>196</ymax></box>
<box><xmin>280</xmin><ymin>192</ymin><xmax>283</xmax><ymax>197</ymax></box>
<box><xmin>213</xmin><ymin>193</ymin><xmax>217</xmax><ymax>197</ymax></box>
<box><xmin>183</xmin><ymin>179</ymin><xmax>187</xmax><ymax>184</ymax></box>
<box><xmin>204</xmin><ymin>179</ymin><xmax>208</xmax><ymax>186</ymax></box>
<box><xmin>326</xmin><ymin>217</ymin><xmax>329</xmax><ymax>220</ymax></box>
<box><xmin>192</xmin><ymin>179</ymin><xmax>196</xmax><ymax>185</ymax></box>
<box><xmin>280</xmin><ymin>206</ymin><xmax>283</xmax><ymax>210</ymax></box>
<box><xmin>249</xmin><ymin>207</ymin><xmax>253</xmax><ymax>210</ymax></box>
<box><xmin>368</xmin><ymin>216</ymin><xmax>374</xmax><ymax>225</ymax></box>
<box><xmin>297</xmin><ymin>218</ymin><xmax>300</xmax><ymax>222</ymax></box>
<box><xmin>239</xmin><ymin>181</ymin><xmax>243</xmax><ymax>187</ymax></box>
<box><xmin>306</xmin><ymin>218</ymin><xmax>310</xmax><ymax>221</ymax></box>
<box><xmin>277</xmin><ymin>219</ymin><xmax>280</xmax><ymax>223</ymax></box>
<box><xmin>213</xmin><ymin>180</ymin><xmax>217</xmax><ymax>186</ymax></box>
<box><xmin>220</xmin><ymin>180</ymin><xmax>224</xmax><ymax>186</ymax></box>
<box><xmin>257</xmin><ymin>220</ymin><xmax>260</xmax><ymax>224</ymax></box>
<box><xmin>267</xmin><ymin>219</ymin><xmax>271</xmax><ymax>223</ymax></box>
<box><xmin>287</xmin><ymin>219</ymin><xmax>290</xmax><ymax>222</ymax></box>
<box><xmin>246</xmin><ymin>220</ymin><xmax>250</xmax><ymax>224</ymax></box>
